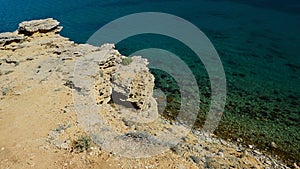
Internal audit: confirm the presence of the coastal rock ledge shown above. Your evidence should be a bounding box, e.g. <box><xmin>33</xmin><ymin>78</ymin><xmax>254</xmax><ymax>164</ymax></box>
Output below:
<box><xmin>0</xmin><ymin>18</ymin><xmax>291</xmax><ymax>169</ymax></box>
<box><xmin>18</xmin><ymin>18</ymin><xmax>61</xmax><ymax>35</ymax></box>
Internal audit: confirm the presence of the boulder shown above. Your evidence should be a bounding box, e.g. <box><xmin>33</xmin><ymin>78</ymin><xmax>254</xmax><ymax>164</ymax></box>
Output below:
<box><xmin>18</xmin><ymin>18</ymin><xmax>60</xmax><ymax>35</ymax></box>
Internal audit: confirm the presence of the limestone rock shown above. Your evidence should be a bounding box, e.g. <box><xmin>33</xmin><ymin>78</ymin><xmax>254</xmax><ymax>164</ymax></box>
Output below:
<box><xmin>95</xmin><ymin>44</ymin><xmax>122</xmax><ymax>105</ymax></box>
<box><xmin>0</xmin><ymin>32</ymin><xmax>24</xmax><ymax>46</ymax></box>
<box><xmin>270</xmin><ymin>142</ymin><xmax>278</xmax><ymax>148</ymax></box>
<box><xmin>111</xmin><ymin>56</ymin><xmax>155</xmax><ymax>111</ymax></box>
<box><xmin>189</xmin><ymin>155</ymin><xmax>200</xmax><ymax>164</ymax></box>
<box><xmin>18</xmin><ymin>18</ymin><xmax>60</xmax><ymax>35</ymax></box>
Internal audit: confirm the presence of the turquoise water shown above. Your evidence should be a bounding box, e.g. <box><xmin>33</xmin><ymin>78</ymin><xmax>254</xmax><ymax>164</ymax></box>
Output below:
<box><xmin>1</xmin><ymin>0</ymin><xmax>299</xmax><ymax>165</ymax></box>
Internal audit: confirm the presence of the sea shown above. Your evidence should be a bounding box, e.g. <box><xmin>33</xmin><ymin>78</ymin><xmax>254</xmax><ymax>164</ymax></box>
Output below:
<box><xmin>1</xmin><ymin>0</ymin><xmax>299</xmax><ymax>166</ymax></box>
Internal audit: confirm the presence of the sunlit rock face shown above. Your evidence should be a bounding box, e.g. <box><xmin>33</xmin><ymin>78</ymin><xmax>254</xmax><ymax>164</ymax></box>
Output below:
<box><xmin>18</xmin><ymin>18</ymin><xmax>61</xmax><ymax>35</ymax></box>
<box><xmin>111</xmin><ymin>56</ymin><xmax>155</xmax><ymax>111</ymax></box>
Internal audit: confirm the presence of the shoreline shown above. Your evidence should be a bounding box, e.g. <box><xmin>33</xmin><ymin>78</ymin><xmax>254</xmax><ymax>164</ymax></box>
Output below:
<box><xmin>0</xmin><ymin>18</ymin><xmax>295</xmax><ymax>168</ymax></box>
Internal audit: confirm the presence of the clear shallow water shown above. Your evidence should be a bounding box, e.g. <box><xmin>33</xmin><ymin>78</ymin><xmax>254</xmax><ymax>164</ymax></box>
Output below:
<box><xmin>1</xmin><ymin>0</ymin><xmax>299</xmax><ymax>165</ymax></box>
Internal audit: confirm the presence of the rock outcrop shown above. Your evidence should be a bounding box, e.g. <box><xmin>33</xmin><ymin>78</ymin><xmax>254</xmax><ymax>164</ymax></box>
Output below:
<box><xmin>0</xmin><ymin>32</ymin><xmax>24</xmax><ymax>46</ymax></box>
<box><xmin>18</xmin><ymin>18</ymin><xmax>61</xmax><ymax>35</ymax></box>
<box><xmin>90</xmin><ymin>45</ymin><xmax>157</xmax><ymax>116</ymax></box>
<box><xmin>112</xmin><ymin>56</ymin><xmax>155</xmax><ymax>111</ymax></box>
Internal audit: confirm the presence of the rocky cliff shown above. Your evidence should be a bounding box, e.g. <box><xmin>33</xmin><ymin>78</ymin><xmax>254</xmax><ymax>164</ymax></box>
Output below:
<box><xmin>0</xmin><ymin>18</ymin><xmax>291</xmax><ymax>169</ymax></box>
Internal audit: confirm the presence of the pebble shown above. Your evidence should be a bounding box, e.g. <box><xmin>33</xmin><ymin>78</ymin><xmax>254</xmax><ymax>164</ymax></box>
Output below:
<box><xmin>253</xmin><ymin>150</ymin><xmax>262</xmax><ymax>155</ymax></box>
<box><xmin>220</xmin><ymin>139</ymin><xmax>227</xmax><ymax>145</ymax></box>
<box><xmin>217</xmin><ymin>151</ymin><xmax>224</xmax><ymax>157</ymax></box>
<box><xmin>264</xmin><ymin>159</ymin><xmax>272</xmax><ymax>165</ymax></box>
<box><xmin>189</xmin><ymin>155</ymin><xmax>200</xmax><ymax>164</ymax></box>
<box><xmin>237</xmin><ymin>138</ymin><xmax>243</xmax><ymax>143</ymax></box>
<box><xmin>248</xmin><ymin>145</ymin><xmax>253</xmax><ymax>149</ymax></box>
<box><xmin>27</xmin><ymin>160</ymin><xmax>36</xmax><ymax>167</ymax></box>
<box><xmin>270</xmin><ymin>142</ymin><xmax>277</xmax><ymax>148</ymax></box>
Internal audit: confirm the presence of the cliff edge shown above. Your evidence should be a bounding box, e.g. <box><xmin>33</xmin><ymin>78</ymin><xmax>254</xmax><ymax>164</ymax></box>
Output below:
<box><xmin>0</xmin><ymin>18</ymin><xmax>291</xmax><ymax>169</ymax></box>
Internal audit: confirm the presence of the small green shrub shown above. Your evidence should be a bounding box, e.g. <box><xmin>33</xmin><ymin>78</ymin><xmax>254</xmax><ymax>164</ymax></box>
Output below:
<box><xmin>64</xmin><ymin>80</ymin><xmax>74</xmax><ymax>89</ymax></box>
<box><xmin>121</xmin><ymin>57</ymin><xmax>133</xmax><ymax>65</ymax></box>
<box><xmin>71</xmin><ymin>135</ymin><xmax>92</xmax><ymax>153</ymax></box>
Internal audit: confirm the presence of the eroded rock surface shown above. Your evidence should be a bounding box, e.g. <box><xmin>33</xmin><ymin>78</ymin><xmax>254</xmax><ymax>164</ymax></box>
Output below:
<box><xmin>0</xmin><ymin>32</ymin><xmax>25</xmax><ymax>46</ymax></box>
<box><xmin>18</xmin><ymin>18</ymin><xmax>61</xmax><ymax>35</ymax></box>
<box><xmin>112</xmin><ymin>56</ymin><xmax>155</xmax><ymax>111</ymax></box>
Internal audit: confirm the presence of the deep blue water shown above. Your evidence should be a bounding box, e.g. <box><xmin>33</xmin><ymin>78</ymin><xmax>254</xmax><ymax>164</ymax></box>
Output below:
<box><xmin>1</xmin><ymin>0</ymin><xmax>300</xmax><ymax>165</ymax></box>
